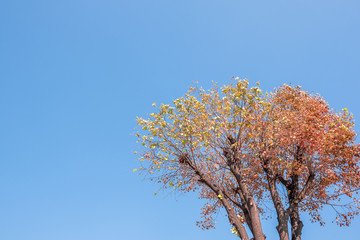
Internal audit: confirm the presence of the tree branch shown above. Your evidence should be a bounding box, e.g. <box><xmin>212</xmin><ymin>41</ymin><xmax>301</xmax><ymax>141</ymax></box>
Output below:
<box><xmin>297</xmin><ymin>172</ymin><xmax>315</xmax><ymax>202</ymax></box>
<box><xmin>277</xmin><ymin>175</ymin><xmax>292</xmax><ymax>189</ymax></box>
<box><xmin>181</xmin><ymin>153</ymin><xmax>250</xmax><ymax>240</ymax></box>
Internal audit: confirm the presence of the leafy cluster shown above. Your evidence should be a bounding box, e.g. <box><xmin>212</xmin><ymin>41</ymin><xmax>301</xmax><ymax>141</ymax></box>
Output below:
<box><xmin>134</xmin><ymin>79</ymin><xmax>360</xmax><ymax>238</ymax></box>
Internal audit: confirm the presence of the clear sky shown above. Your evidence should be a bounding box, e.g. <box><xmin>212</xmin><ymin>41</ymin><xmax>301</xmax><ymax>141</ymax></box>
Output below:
<box><xmin>1</xmin><ymin>0</ymin><xmax>360</xmax><ymax>240</ymax></box>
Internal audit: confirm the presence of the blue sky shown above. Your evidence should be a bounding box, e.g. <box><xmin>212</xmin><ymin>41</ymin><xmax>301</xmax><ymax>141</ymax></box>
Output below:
<box><xmin>1</xmin><ymin>0</ymin><xmax>360</xmax><ymax>239</ymax></box>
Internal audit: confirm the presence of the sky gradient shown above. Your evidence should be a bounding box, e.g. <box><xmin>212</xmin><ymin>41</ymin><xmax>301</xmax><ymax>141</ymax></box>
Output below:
<box><xmin>1</xmin><ymin>0</ymin><xmax>360</xmax><ymax>239</ymax></box>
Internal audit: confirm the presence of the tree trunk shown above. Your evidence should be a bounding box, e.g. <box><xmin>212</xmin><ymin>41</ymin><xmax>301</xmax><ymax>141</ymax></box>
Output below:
<box><xmin>223</xmin><ymin>199</ymin><xmax>250</xmax><ymax>240</ymax></box>
<box><xmin>267</xmin><ymin>177</ymin><xmax>290</xmax><ymax>240</ymax></box>
<box><xmin>227</xmin><ymin>159</ymin><xmax>265</xmax><ymax>240</ymax></box>
<box><xmin>223</xmin><ymin>137</ymin><xmax>266</xmax><ymax>240</ymax></box>
<box><xmin>288</xmin><ymin>171</ymin><xmax>303</xmax><ymax>240</ymax></box>
<box><xmin>289</xmin><ymin>205</ymin><xmax>303</xmax><ymax>240</ymax></box>
<box><xmin>262</xmin><ymin>157</ymin><xmax>290</xmax><ymax>240</ymax></box>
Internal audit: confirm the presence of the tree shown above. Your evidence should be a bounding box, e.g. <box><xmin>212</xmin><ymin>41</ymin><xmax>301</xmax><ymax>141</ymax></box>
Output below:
<box><xmin>134</xmin><ymin>79</ymin><xmax>360</xmax><ymax>240</ymax></box>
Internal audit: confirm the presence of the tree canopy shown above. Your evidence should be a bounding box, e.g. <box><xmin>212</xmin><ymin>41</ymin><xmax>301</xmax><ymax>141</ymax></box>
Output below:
<box><xmin>134</xmin><ymin>79</ymin><xmax>360</xmax><ymax>240</ymax></box>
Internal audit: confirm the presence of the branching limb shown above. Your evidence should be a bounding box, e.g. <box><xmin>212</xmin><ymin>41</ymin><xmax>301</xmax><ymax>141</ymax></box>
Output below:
<box><xmin>180</xmin><ymin>153</ymin><xmax>250</xmax><ymax>240</ymax></box>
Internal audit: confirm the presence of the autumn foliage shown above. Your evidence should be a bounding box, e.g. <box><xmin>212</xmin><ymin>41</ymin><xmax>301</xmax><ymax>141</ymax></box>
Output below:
<box><xmin>134</xmin><ymin>79</ymin><xmax>360</xmax><ymax>240</ymax></box>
